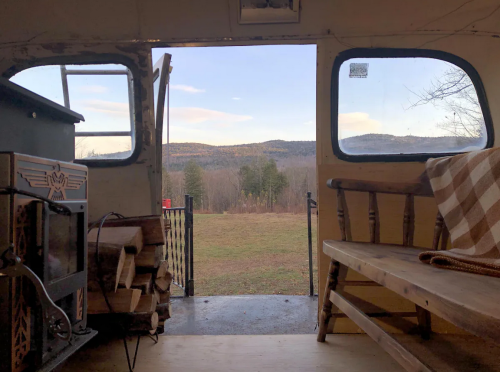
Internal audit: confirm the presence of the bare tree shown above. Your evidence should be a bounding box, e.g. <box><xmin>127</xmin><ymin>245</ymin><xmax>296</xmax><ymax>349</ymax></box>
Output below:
<box><xmin>409</xmin><ymin>66</ymin><xmax>484</xmax><ymax>139</ymax></box>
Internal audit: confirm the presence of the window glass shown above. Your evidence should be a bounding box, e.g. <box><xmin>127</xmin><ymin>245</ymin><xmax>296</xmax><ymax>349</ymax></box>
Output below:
<box><xmin>337</xmin><ymin>57</ymin><xmax>488</xmax><ymax>156</ymax></box>
<box><xmin>10</xmin><ymin>64</ymin><xmax>134</xmax><ymax>160</ymax></box>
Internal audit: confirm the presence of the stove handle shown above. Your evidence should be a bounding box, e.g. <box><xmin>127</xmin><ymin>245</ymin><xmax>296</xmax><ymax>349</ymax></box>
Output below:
<box><xmin>0</xmin><ymin>248</ymin><xmax>72</xmax><ymax>342</ymax></box>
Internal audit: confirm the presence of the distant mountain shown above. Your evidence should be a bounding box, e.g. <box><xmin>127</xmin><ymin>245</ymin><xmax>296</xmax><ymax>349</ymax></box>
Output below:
<box><xmin>162</xmin><ymin>140</ymin><xmax>316</xmax><ymax>171</ymax></box>
<box><xmin>89</xmin><ymin>135</ymin><xmax>484</xmax><ymax>169</ymax></box>
<box><xmin>340</xmin><ymin>134</ymin><xmax>484</xmax><ymax>155</ymax></box>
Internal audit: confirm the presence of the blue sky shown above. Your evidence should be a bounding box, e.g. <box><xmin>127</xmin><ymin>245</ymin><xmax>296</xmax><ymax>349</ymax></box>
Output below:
<box><xmin>152</xmin><ymin>45</ymin><xmax>317</xmax><ymax>145</ymax></box>
<box><xmin>10</xmin><ymin>45</ymin><xmax>485</xmax><ymax>156</ymax></box>
<box><xmin>338</xmin><ymin>57</ymin><xmax>477</xmax><ymax>140</ymax></box>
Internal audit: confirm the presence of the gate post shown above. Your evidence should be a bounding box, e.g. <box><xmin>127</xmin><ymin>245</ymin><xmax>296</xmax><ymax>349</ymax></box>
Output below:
<box><xmin>188</xmin><ymin>196</ymin><xmax>194</xmax><ymax>296</ymax></box>
<box><xmin>184</xmin><ymin>194</ymin><xmax>190</xmax><ymax>297</ymax></box>
<box><xmin>307</xmin><ymin>192</ymin><xmax>314</xmax><ymax>296</ymax></box>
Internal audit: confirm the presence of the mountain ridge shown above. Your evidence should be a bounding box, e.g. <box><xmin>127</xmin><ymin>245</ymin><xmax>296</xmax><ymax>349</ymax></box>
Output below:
<box><xmin>86</xmin><ymin>135</ymin><xmax>483</xmax><ymax>169</ymax></box>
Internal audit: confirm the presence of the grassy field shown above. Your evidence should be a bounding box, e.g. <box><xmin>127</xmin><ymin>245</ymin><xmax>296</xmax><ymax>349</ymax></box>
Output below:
<box><xmin>173</xmin><ymin>213</ymin><xmax>317</xmax><ymax>296</ymax></box>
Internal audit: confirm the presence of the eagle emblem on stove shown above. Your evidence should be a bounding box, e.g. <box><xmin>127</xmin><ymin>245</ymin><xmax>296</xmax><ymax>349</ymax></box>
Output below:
<box><xmin>18</xmin><ymin>164</ymin><xmax>87</xmax><ymax>201</ymax></box>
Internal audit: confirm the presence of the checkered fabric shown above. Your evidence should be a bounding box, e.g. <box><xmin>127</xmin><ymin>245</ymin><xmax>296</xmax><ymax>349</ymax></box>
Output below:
<box><xmin>419</xmin><ymin>148</ymin><xmax>500</xmax><ymax>278</ymax></box>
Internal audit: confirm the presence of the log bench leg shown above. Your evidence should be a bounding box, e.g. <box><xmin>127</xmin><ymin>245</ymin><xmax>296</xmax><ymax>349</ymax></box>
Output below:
<box><xmin>416</xmin><ymin>305</ymin><xmax>432</xmax><ymax>340</ymax></box>
<box><xmin>317</xmin><ymin>259</ymin><xmax>340</xmax><ymax>342</ymax></box>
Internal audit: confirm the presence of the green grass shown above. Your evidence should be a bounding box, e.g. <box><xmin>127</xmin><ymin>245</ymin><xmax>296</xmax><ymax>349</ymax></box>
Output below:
<box><xmin>181</xmin><ymin>213</ymin><xmax>317</xmax><ymax>296</ymax></box>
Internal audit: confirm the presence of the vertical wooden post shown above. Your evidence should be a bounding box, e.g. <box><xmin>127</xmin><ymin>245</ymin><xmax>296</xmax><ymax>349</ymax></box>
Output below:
<box><xmin>368</xmin><ymin>192</ymin><xmax>380</xmax><ymax>244</ymax></box>
<box><xmin>337</xmin><ymin>189</ymin><xmax>348</xmax><ymax>241</ymax></box>
<box><xmin>432</xmin><ymin>212</ymin><xmax>444</xmax><ymax>251</ymax></box>
<box><xmin>317</xmin><ymin>259</ymin><xmax>340</xmax><ymax>342</ymax></box>
<box><xmin>440</xmin><ymin>225</ymin><xmax>450</xmax><ymax>251</ymax></box>
<box><xmin>403</xmin><ymin>194</ymin><xmax>415</xmax><ymax>247</ymax></box>
<box><xmin>416</xmin><ymin>305</ymin><xmax>432</xmax><ymax>340</ymax></box>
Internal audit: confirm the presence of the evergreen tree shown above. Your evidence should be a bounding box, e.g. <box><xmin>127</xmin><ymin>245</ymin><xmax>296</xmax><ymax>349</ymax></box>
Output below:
<box><xmin>239</xmin><ymin>157</ymin><xmax>288</xmax><ymax>209</ymax></box>
<box><xmin>184</xmin><ymin>159</ymin><xmax>204</xmax><ymax>209</ymax></box>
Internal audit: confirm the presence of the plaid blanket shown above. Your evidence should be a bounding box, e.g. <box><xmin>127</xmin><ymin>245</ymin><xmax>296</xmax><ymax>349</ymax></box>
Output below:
<box><xmin>419</xmin><ymin>148</ymin><xmax>500</xmax><ymax>277</ymax></box>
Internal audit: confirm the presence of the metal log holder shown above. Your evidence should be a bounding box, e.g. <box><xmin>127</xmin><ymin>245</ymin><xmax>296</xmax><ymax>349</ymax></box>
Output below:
<box><xmin>88</xmin><ymin>212</ymin><xmax>159</xmax><ymax>372</ymax></box>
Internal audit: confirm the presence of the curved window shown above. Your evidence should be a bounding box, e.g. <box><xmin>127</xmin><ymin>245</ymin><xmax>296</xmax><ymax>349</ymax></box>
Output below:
<box><xmin>10</xmin><ymin>63</ymin><xmax>135</xmax><ymax>161</ymax></box>
<box><xmin>332</xmin><ymin>49</ymin><xmax>493</xmax><ymax>162</ymax></box>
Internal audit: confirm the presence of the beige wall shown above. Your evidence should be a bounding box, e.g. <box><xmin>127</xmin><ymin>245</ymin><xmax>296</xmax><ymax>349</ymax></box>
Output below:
<box><xmin>1</xmin><ymin>0</ymin><xmax>500</xmax><ymax>332</ymax></box>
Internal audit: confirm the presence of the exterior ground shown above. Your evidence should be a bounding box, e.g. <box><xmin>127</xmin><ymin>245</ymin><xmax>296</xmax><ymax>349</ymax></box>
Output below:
<box><xmin>184</xmin><ymin>213</ymin><xmax>318</xmax><ymax>296</ymax></box>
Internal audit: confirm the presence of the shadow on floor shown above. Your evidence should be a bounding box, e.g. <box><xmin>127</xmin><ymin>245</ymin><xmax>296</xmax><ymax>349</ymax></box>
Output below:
<box><xmin>164</xmin><ymin>295</ymin><xmax>318</xmax><ymax>335</ymax></box>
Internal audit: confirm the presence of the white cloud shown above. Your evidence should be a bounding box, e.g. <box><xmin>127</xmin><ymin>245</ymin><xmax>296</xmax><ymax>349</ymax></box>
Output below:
<box><xmin>232</xmin><ymin>97</ymin><xmax>241</xmax><ymax>100</ymax></box>
<box><xmin>170</xmin><ymin>107</ymin><xmax>252</xmax><ymax>125</ymax></box>
<box><xmin>171</xmin><ymin>84</ymin><xmax>205</xmax><ymax>93</ymax></box>
<box><xmin>81</xmin><ymin>100</ymin><xmax>129</xmax><ymax>117</ymax></box>
<box><xmin>338</xmin><ymin>112</ymin><xmax>381</xmax><ymax>133</ymax></box>
<box><xmin>304</xmin><ymin>120</ymin><xmax>315</xmax><ymax>126</ymax></box>
<box><xmin>77</xmin><ymin>85</ymin><xmax>109</xmax><ymax>94</ymax></box>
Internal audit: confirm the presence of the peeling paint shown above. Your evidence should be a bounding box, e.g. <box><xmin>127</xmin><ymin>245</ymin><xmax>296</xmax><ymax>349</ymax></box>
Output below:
<box><xmin>40</xmin><ymin>43</ymin><xmax>68</xmax><ymax>54</ymax></box>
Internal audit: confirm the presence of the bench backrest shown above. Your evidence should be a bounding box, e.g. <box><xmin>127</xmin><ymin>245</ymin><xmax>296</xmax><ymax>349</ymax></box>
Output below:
<box><xmin>327</xmin><ymin>178</ymin><xmax>447</xmax><ymax>251</ymax></box>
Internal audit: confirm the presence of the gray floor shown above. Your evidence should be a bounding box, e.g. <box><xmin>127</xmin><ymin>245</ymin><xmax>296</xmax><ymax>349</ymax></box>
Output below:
<box><xmin>164</xmin><ymin>295</ymin><xmax>318</xmax><ymax>335</ymax></box>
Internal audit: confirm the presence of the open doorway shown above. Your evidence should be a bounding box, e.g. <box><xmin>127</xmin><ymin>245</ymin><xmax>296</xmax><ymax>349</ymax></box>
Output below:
<box><xmin>153</xmin><ymin>45</ymin><xmax>317</xmax><ymax>297</ymax></box>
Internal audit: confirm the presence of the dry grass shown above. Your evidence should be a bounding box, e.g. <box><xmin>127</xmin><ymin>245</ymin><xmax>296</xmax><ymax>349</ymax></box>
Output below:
<box><xmin>174</xmin><ymin>213</ymin><xmax>318</xmax><ymax>296</ymax></box>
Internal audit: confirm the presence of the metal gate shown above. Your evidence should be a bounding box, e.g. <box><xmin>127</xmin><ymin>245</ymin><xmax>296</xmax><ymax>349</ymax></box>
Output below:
<box><xmin>163</xmin><ymin>195</ymin><xmax>194</xmax><ymax>297</ymax></box>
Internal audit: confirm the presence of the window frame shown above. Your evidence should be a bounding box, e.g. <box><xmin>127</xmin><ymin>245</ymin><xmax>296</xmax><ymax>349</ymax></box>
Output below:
<box><xmin>4</xmin><ymin>53</ymin><xmax>143</xmax><ymax>168</ymax></box>
<box><xmin>331</xmin><ymin>48</ymin><xmax>494</xmax><ymax>162</ymax></box>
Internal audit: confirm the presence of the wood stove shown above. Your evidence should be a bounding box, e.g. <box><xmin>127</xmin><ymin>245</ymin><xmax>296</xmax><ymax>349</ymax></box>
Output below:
<box><xmin>0</xmin><ymin>79</ymin><xmax>96</xmax><ymax>372</ymax></box>
<box><xmin>0</xmin><ymin>153</ymin><xmax>96</xmax><ymax>372</ymax></box>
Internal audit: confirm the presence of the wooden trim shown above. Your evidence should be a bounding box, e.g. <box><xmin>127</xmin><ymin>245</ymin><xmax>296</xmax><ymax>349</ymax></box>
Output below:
<box><xmin>330</xmin><ymin>291</ymin><xmax>432</xmax><ymax>372</ymax></box>
<box><xmin>327</xmin><ymin>178</ymin><xmax>434</xmax><ymax>197</ymax></box>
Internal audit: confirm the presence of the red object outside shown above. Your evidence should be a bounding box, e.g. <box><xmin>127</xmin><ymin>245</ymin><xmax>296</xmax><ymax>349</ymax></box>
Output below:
<box><xmin>162</xmin><ymin>199</ymin><xmax>171</xmax><ymax>209</ymax></box>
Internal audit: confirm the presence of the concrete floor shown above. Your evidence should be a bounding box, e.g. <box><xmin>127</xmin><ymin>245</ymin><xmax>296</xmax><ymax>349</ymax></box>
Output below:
<box><xmin>164</xmin><ymin>295</ymin><xmax>319</xmax><ymax>335</ymax></box>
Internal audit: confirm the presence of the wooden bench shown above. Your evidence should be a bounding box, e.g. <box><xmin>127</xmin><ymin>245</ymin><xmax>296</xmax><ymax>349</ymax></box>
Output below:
<box><xmin>317</xmin><ymin>178</ymin><xmax>500</xmax><ymax>372</ymax></box>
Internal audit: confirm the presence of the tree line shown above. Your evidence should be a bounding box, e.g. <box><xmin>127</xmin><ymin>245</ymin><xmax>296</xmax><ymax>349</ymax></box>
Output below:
<box><xmin>162</xmin><ymin>156</ymin><xmax>316</xmax><ymax>213</ymax></box>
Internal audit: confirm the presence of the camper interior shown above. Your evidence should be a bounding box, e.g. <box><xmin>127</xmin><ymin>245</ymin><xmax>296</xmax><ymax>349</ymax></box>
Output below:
<box><xmin>1</xmin><ymin>1</ymin><xmax>500</xmax><ymax>371</ymax></box>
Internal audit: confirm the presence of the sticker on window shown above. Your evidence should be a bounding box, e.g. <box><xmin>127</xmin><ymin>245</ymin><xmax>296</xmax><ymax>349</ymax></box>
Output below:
<box><xmin>349</xmin><ymin>63</ymin><xmax>368</xmax><ymax>78</ymax></box>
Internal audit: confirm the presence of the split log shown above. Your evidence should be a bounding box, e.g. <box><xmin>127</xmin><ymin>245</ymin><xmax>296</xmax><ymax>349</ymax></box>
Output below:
<box><xmin>135</xmin><ymin>295</ymin><xmax>157</xmax><ymax>312</ymax></box>
<box><xmin>156</xmin><ymin>260</ymin><xmax>169</xmax><ymax>278</ymax></box>
<box><xmin>135</xmin><ymin>245</ymin><xmax>163</xmax><ymax>269</ymax></box>
<box><xmin>154</xmin><ymin>288</ymin><xmax>160</xmax><ymax>304</ymax></box>
<box><xmin>158</xmin><ymin>291</ymin><xmax>170</xmax><ymax>304</ymax></box>
<box><xmin>156</xmin><ymin>303</ymin><xmax>172</xmax><ymax>321</ymax></box>
<box><xmin>118</xmin><ymin>254</ymin><xmax>135</xmax><ymax>289</ymax></box>
<box><xmin>87</xmin><ymin>242</ymin><xmax>125</xmax><ymax>293</ymax></box>
<box><xmin>88</xmin><ymin>311</ymin><xmax>159</xmax><ymax>332</ymax></box>
<box><xmin>131</xmin><ymin>311</ymin><xmax>158</xmax><ymax>332</ymax></box>
<box><xmin>131</xmin><ymin>273</ymin><xmax>153</xmax><ymax>294</ymax></box>
<box><xmin>87</xmin><ymin>288</ymin><xmax>141</xmax><ymax>314</ymax></box>
<box><xmin>88</xmin><ymin>226</ymin><xmax>144</xmax><ymax>254</ymax></box>
<box><xmin>155</xmin><ymin>271</ymin><xmax>172</xmax><ymax>292</ymax></box>
<box><xmin>96</xmin><ymin>215</ymin><xmax>166</xmax><ymax>245</ymax></box>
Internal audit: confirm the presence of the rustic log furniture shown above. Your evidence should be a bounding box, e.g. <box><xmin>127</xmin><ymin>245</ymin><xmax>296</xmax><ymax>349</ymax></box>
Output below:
<box><xmin>317</xmin><ymin>178</ymin><xmax>500</xmax><ymax>372</ymax></box>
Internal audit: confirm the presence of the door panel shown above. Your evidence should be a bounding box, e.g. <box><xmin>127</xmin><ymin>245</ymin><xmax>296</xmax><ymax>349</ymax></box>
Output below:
<box><xmin>152</xmin><ymin>54</ymin><xmax>172</xmax><ymax>214</ymax></box>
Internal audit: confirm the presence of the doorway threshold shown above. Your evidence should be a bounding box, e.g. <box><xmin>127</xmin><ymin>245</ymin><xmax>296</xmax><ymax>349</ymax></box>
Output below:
<box><xmin>164</xmin><ymin>295</ymin><xmax>318</xmax><ymax>335</ymax></box>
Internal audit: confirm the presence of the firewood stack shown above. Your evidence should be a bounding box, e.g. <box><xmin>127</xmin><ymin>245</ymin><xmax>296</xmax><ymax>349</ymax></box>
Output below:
<box><xmin>86</xmin><ymin>215</ymin><xmax>172</xmax><ymax>333</ymax></box>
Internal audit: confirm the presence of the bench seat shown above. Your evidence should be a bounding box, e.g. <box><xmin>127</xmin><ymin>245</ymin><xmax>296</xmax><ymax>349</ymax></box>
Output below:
<box><xmin>323</xmin><ymin>240</ymin><xmax>500</xmax><ymax>343</ymax></box>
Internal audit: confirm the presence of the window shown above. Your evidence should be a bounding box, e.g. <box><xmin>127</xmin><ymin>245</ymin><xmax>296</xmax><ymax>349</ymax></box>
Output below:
<box><xmin>10</xmin><ymin>63</ymin><xmax>135</xmax><ymax>161</ymax></box>
<box><xmin>332</xmin><ymin>49</ymin><xmax>493</xmax><ymax>161</ymax></box>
